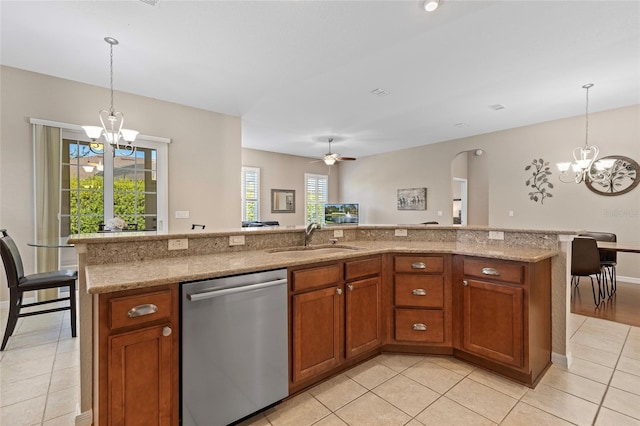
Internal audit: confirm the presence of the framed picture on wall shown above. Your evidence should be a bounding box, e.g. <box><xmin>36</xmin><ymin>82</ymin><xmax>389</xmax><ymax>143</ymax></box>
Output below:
<box><xmin>397</xmin><ymin>187</ymin><xmax>427</xmax><ymax>210</ymax></box>
<box><xmin>271</xmin><ymin>189</ymin><xmax>295</xmax><ymax>213</ymax></box>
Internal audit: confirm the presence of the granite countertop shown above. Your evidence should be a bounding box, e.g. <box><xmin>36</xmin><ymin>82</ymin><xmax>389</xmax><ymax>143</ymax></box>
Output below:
<box><xmin>84</xmin><ymin>240</ymin><xmax>558</xmax><ymax>294</ymax></box>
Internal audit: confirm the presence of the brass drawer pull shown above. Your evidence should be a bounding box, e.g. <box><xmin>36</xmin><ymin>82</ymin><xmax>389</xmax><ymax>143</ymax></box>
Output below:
<box><xmin>412</xmin><ymin>288</ymin><xmax>427</xmax><ymax>296</ymax></box>
<box><xmin>412</xmin><ymin>323</ymin><xmax>427</xmax><ymax>331</ymax></box>
<box><xmin>127</xmin><ymin>303</ymin><xmax>158</xmax><ymax>318</ymax></box>
<box><xmin>481</xmin><ymin>267</ymin><xmax>500</xmax><ymax>276</ymax></box>
<box><xmin>411</xmin><ymin>262</ymin><xmax>426</xmax><ymax>269</ymax></box>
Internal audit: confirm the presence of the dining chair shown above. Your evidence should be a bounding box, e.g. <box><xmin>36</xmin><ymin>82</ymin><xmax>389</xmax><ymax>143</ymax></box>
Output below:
<box><xmin>0</xmin><ymin>229</ymin><xmax>77</xmax><ymax>351</ymax></box>
<box><xmin>571</xmin><ymin>236</ymin><xmax>605</xmax><ymax>306</ymax></box>
<box><xmin>579</xmin><ymin>231</ymin><xmax>617</xmax><ymax>297</ymax></box>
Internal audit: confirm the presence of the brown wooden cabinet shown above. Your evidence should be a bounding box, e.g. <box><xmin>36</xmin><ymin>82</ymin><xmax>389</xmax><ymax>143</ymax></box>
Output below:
<box><xmin>453</xmin><ymin>256</ymin><xmax>551</xmax><ymax>385</ymax></box>
<box><xmin>97</xmin><ymin>284</ymin><xmax>179</xmax><ymax>426</ymax></box>
<box><xmin>291</xmin><ymin>282</ymin><xmax>342</xmax><ymax>384</ymax></box>
<box><xmin>345</xmin><ymin>257</ymin><xmax>382</xmax><ymax>359</ymax></box>
<box><xmin>289</xmin><ymin>256</ymin><xmax>382</xmax><ymax>391</ymax></box>
<box><xmin>389</xmin><ymin>254</ymin><xmax>452</xmax><ymax>352</ymax></box>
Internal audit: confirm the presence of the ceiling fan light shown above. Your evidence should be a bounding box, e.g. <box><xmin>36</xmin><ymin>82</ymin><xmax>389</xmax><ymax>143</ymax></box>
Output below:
<box><xmin>424</xmin><ymin>0</ymin><xmax>439</xmax><ymax>12</ymax></box>
<box><xmin>324</xmin><ymin>157</ymin><xmax>337</xmax><ymax>166</ymax></box>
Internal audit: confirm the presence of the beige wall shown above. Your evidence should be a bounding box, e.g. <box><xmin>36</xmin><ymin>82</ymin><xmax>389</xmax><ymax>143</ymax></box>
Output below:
<box><xmin>340</xmin><ymin>105</ymin><xmax>640</xmax><ymax>279</ymax></box>
<box><xmin>0</xmin><ymin>66</ymin><xmax>241</xmax><ymax>301</ymax></box>
<box><xmin>241</xmin><ymin>148</ymin><xmax>341</xmax><ymax>226</ymax></box>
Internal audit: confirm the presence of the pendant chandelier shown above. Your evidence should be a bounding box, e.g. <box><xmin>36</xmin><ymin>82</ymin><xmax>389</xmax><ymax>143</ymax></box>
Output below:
<box><xmin>556</xmin><ymin>83</ymin><xmax>615</xmax><ymax>184</ymax></box>
<box><xmin>82</xmin><ymin>37</ymin><xmax>138</xmax><ymax>156</ymax></box>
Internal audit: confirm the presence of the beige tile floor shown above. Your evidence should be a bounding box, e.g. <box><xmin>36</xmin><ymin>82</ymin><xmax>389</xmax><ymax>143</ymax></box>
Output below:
<box><xmin>241</xmin><ymin>313</ymin><xmax>640</xmax><ymax>426</ymax></box>
<box><xmin>0</xmin><ymin>303</ymin><xmax>79</xmax><ymax>426</ymax></box>
<box><xmin>1</xmin><ymin>306</ymin><xmax>639</xmax><ymax>426</ymax></box>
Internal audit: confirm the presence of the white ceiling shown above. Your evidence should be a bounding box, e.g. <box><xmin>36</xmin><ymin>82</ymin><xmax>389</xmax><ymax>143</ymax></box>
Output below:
<box><xmin>1</xmin><ymin>1</ymin><xmax>639</xmax><ymax>160</ymax></box>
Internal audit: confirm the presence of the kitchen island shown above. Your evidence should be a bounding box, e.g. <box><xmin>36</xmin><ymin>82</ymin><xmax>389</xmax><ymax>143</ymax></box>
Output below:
<box><xmin>69</xmin><ymin>225</ymin><xmax>572</xmax><ymax>425</ymax></box>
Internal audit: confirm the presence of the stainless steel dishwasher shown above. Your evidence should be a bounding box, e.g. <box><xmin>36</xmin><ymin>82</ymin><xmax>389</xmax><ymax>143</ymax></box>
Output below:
<box><xmin>181</xmin><ymin>269</ymin><xmax>289</xmax><ymax>426</ymax></box>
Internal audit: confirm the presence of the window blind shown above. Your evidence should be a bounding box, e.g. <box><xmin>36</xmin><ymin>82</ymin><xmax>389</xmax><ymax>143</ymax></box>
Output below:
<box><xmin>305</xmin><ymin>173</ymin><xmax>328</xmax><ymax>225</ymax></box>
<box><xmin>242</xmin><ymin>167</ymin><xmax>260</xmax><ymax>221</ymax></box>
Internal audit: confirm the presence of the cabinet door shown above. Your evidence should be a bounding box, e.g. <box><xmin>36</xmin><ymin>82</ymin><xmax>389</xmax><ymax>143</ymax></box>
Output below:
<box><xmin>109</xmin><ymin>324</ymin><xmax>175</xmax><ymax>426</ymax></box>
<box><xmin>345</xmin><ymin>277</ymin><xmax>382</xmax><ymax>358</ymax></box>
<box><xmin>461</xmin><ymin>279</ymin><xmax>523</xmax><ymax>367</ymax></box>
<box><xmin>292</xmin><ymin>286</ymin><xmax>342</xmax><ymax>384</ymax></box>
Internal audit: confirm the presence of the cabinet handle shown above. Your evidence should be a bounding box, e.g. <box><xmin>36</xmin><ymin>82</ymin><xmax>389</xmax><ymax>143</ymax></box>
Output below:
<box><xmin>411</xmin><ymin>262</ymin><xmax>426</xmax><ymax>269</ymax></box>
<box><xmin>462</xmin><ymin>280</ymin><xmax>469</xmax><ymax>286</ymax></box>
<box><xmin>336</xmin><ymin>288</ymin><xmax>343</xmax><ymax>295</ymax></box>
<box><xmin>481</xmin><ymin>267</ymin><xmax>500</xmax><ymax>276</ymax></box>
<box><xmin>162</xmin><ymin>326</ymin><xmax>172</xmax><ymax>337</ymax></box>
<box><xmin>127</xmin><ymin>303</ymin><xmax>158</xmax><ymax>318</ymax></box>
<box><xmin>412</xmin><ymin>288</ymin><xmax>427</xmax><ymax>296</ymax></box>
<box><xmin>412</xmin><ymin>323</ymin><xmax>427</xmax><ymax>331</ymax></box>
<box><xmin>347</xmin><ymin>284</ymin><xmax>354</xmax><ymax>291</ymax></box>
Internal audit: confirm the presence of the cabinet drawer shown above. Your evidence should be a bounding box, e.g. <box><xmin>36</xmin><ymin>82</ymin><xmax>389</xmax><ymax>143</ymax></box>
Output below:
<box><xmin>345</xmin><ymin>256</ymin><xmax>381</xmax><ymax>280</ymax></box>
<box><xmin>394</xmin><ymin>309</ymin><xmax>444</xmax><ymax>343</ymax></box>
<box><xmin>395</xmin><ymin>275</ymin><xmax>443</xmax><ymax>308</ymax></box>
<box><xmin>109</xmin><ymin>289</ymin><xmax>173</xmax><ymax>330</ymax></box>
<box><xmin>463</xmin><ymin>258</ymin><xmax>524</xmax><ymax>284</ymax></box>
<box><xmin>395</xmin><ymin>256</ymin><xmax>443</xmax><ymax>273</ymax></box>
<box><xmin>292</xmin><ymin>264</ymin><xmax>341</xmax><ymax>292</ymax></box>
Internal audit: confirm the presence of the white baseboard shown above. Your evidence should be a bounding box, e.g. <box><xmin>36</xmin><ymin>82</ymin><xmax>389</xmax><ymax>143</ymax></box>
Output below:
<box><xmin>75</xmin><ymin>406</ymin><xmax>92</xmax><ymax>426</ymax></box>
<box><xmin>618</xmin><ymin>275</ymin><xmax>640</xmax><ymax>285</ymax></box>
<box><xmin>552</xmin><ymin>351</ymin><xmax>571</xmax><ymax>368</ymax></box>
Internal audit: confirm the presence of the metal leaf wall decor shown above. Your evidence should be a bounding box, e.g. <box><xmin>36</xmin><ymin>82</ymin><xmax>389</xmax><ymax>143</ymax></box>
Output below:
<box><xmin>525</xmin><ymin>158</ymin><xmax>553</xmax><ymax>204</ymax></box>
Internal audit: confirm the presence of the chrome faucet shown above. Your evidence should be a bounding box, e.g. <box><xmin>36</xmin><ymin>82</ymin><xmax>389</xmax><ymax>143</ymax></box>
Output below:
<box><xmin>305</xmin><ymin>222</ymin><xmax>319</xmax><ymax>246</ymax></box>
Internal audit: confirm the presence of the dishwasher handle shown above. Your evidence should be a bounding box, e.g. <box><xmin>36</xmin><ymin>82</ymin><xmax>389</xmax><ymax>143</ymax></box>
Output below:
<box><xmin>186</xmin><ymin>278</ymin><xmax>287</xmax><ymax>302</ymax></box>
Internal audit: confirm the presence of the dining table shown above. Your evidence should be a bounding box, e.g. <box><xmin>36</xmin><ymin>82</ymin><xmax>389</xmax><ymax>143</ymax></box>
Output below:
<box><xmin>596</xmin><ymin>241</ymin><xmax>640</xmax><ymax>253</ymax></box>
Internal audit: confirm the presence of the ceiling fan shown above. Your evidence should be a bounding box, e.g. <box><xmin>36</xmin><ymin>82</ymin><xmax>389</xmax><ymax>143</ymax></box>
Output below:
<box><xmin>319</xmin><ymin>138</ymin><xmax>356</xmax><ymax>166</ymax></box>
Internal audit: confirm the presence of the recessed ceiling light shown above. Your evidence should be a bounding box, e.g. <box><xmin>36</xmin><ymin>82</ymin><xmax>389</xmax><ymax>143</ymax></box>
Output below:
<box><xmin>139</xmin><ymin>0</ymin><xmax>160</xmax><ymax>6</ymax></box>
<box><xmin>489</xmin><ymin>104</ymin><xmax>506</xmax><ymax>110</ymax></box>
<box><xmin>454</xmin><ymin>123</ymin><xmax>468</xmax><ymax>128</ymax></box>
<box><xmin>423</xmin><ymin>0</ymin><xmax>439</xmax><ymax>12</ymax></box>
<box><xmin>370</xmin><ymin>88</ymin><xmax>390</xmax><ymax>97</ymax></box>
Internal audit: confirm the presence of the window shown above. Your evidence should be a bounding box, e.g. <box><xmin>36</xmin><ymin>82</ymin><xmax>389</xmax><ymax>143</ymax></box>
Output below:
<box><xmin>242</xmin><ymin>167</ymin><xmax>260</xmax><ymax>221</ymax></box>
<box><xmin>60</xmin><ymin>139</ymin><xmax>159</xmax><ymax>233</ymax></box>
<box><xmin>305</xmin><ymin>173</ymin><xmax>328</xmax><ymax>225</ymax></box>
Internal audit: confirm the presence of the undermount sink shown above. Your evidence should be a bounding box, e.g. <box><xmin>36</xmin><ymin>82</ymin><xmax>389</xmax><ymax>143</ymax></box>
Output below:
<box><xmin>266</xmin><ymin>245</ymin><xmax>363</xmax><ymax>256</ymax></box>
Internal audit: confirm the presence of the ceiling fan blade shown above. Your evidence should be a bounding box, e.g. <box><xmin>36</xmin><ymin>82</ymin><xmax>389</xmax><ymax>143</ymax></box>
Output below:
<box><xmin>337</xmin><ymin>156</ymin><xmax>356</xmax><ymax>161</ymax></box>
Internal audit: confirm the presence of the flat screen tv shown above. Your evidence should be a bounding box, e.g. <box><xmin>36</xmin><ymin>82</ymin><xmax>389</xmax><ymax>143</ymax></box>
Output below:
<box><xmin>324</xmin><ymin>203</ymin><xmax>359</xmax><ymax>225</ymax></box>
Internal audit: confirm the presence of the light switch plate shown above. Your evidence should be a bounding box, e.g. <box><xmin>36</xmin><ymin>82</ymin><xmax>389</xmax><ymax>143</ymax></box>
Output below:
<box><xmin>395</xmin><ymin>229</ymin><xmax>408</xmax><ymax>237</ymax></box>
<box><xmin>175</xmin><ymin>210</ymin><xmax>190</xmax><ymax>219</ymax></box>
<box><xmin>168</xmin><ymin>238</ymin><xmax>188</xmax><ymax>250</ymax></box>
<box><xmin>229</xmin><ymin>235</ymin><xmax>245</xmax><ymax>246</ymax></box>
<box><xmin>333</xmin><ymin>229</ymin><xmax>344</xmax><ymax>238</ymax></box>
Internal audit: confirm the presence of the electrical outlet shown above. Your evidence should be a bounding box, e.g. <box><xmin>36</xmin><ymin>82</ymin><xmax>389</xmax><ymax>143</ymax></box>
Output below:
<box><xmin>168</xmin><ymin>238</ymin><xmax>188</xmax><ymax>250</ymax></box>
<box><xmin>437</xmin><ymin>211</ymin><xmax>443</xmax><ymax>216</ymax></box>
<box><xmin>175</xmin><ymin>210</ymin><xmax>190</xmax><ymax>219</ymax></box>
<box><xmin>333</xmin><ymin>229</ymin><xmax>344</xmax><ymax>238</ymax></box>
<box><xmin>508</xmin><ymin>210</ymin><xmax>514</xmax><ymax>217</ymax></box>
<box><xmin>395</xmin><ymin>229</ymin><xmax>408</xmax><ymax>237</ymax></box>
<box><xmin>229</xmin><ymin>235</ymin><xmax>245</xmax><ymax>246</ymax></box>
<box><xmin>488</xmin><ymin>231</ymin><xmax>504</xmax><ymax>240</ymax></box>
